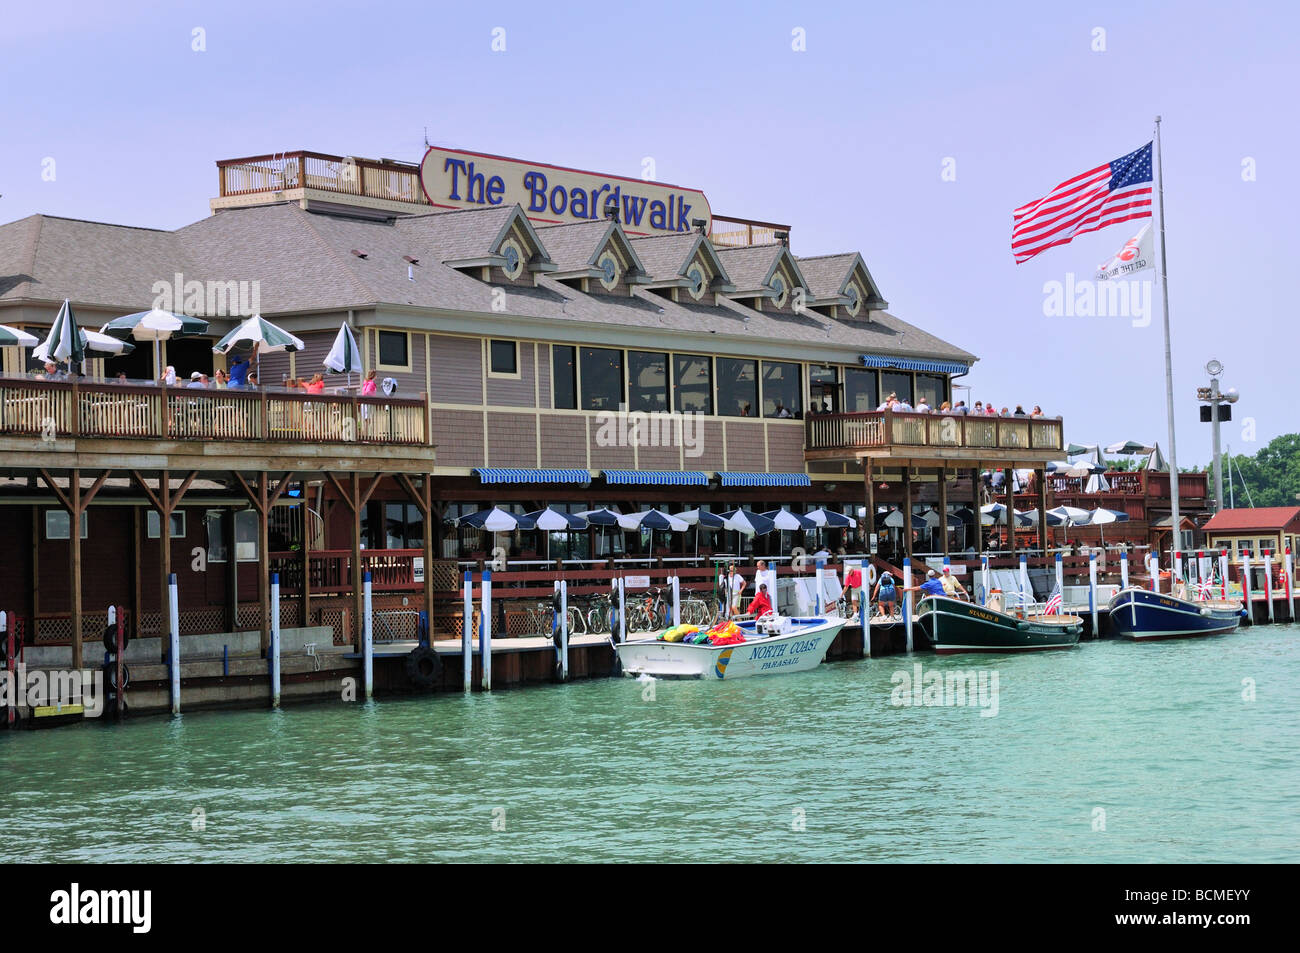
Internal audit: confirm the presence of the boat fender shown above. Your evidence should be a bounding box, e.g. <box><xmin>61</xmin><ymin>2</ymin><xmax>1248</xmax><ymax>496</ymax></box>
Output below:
<box><xmin>102</xmin><ymin>624</ymin><xmax>131</xmax><ymax>653</ymax></box>
<box><xmin>404</xmin><ymin>645</ymin><xmax>442</xmax><ymax>690</ymax></box>
<box><xmin>864</xmin><ymin>564</ymin><xmax>878</xmax><ymax>586</ymax></box>
<box><xmin>101</xmin><ymin>661</ymin><xmax>130</xmax><ymax>692</ymax></box>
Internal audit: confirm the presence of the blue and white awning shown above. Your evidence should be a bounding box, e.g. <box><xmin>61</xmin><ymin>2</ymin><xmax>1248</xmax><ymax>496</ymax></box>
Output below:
<box><xmin>718</xmin><ymin>472</ymin><xmax>812</xmax><ymax>488</ymax></box>
<box><xmin>860</xmin><ymin>355</ymin><xmax>970</xmax><ymax>375</ymax></box>
<box><xmin>603</xmin><ymin>470</ymin><xmax>709</xmax><ymax>486</ymax></box>
<box><xmin>473</xmin><ymin>468</ymin><xmax>591</xmax><ymax>485</ymax></box>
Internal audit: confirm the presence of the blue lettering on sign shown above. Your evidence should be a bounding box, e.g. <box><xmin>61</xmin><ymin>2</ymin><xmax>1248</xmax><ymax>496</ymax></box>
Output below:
<box><xmin>622</xmin><ymin>194</ymin><xmax>648</xmax><ymax>227</ymax></box>
<box><xmin>648</xmin><ymin>199</ymin><xmax>667</xmax><ymax>230</ymax></box>
<box><xmin>523</xmin><ymin>171</ymin><xmax>549</xmax><ymax>212</ymax></box>
<box><xmin>676</xmin><ymin>198</ymin><xmax>691</xmax><ymax>231</ymax></box>
<box><xmin>550</xmin><ymin>184</ymin><xmax>568</xmax><ymax>215</ymax></box>
<box><xmin>485</xmin><ymin>175</ymin><xmax>505</xmax><ymax>205</ymax></box>
<box><xmin>444</xmin><ymin>158</ymin><xmax>467</xmax><ymax>200</ymax></box>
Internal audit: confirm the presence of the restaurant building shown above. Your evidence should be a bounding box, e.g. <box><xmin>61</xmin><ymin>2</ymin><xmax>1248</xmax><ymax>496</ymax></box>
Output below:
<box><xmin>0</xmin><ymin>146</ymin><xmax>1065</xmax><ymax>655</ymax></box>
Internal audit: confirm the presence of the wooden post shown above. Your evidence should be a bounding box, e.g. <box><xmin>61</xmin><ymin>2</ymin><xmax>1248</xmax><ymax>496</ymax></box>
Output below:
<box><xmin>1037</xmin><ymin>466</ymin><xmax>1048</xmax><ymax>559</ymax></box>
<box><xmin>1005</xmin><ymin>466</ymin><xmax>1016</xmax><ymax>562</ymax></box>
<box><xmin>902</xmin><ymin>467</ymin><xmax>913</xmax><ymax>558</ymax></box>
<box><xmin>300</xmin><ymin>496</ymin><xmax>311</xmax><ymax>628</ymax></box>
<box><xmin>938</xmin><ymin>465</ymin><xmax>948</xmax><ymax>557</ymax></box>
<box><xmin>226</xmin><ymin>504</ymin><xmax>238</xmax><ymax>631</ymax></box>
<box><xmin>258</xmin><ymin>472</ymin><xmax>270</xmax><ymax>654</ymax></box>
<box><xmin>159</xmin><ymin>469</ymin><xmax>171</xmax><ymax>652</ymax></box>
<box><xmin>972</xmin><ymin>465</ymin><xmax>983</xmax><ymax>559</ymax></box>
<box><xmin>131</xmin><ymin>508</ymin><xmax>142</xmax><ymax>643</ymax></box>
<box><xmin>69</xmin><ymin>469</ymin><xmax>83</xmax><ymax>670</ymax></box>
<box><xmin>31</xmin><ymin>507</ymin><xmax>40</xmax><ymax>647</ymax></box>
<box><xmin>863</xmin><ymin>457</ymin><xmax>874</xmax><ymax>557</ymax></box>
<box><xmin>325</xmin><ymin>471</ymin><xmax>381</xmax><ymax>653</ymax></box>
<box><xmin>396</xmin><ymin>473</ymin><xmax>436</xmax><ymax>639</ymax></box>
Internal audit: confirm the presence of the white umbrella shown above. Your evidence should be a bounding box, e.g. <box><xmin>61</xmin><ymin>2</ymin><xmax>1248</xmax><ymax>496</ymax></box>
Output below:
<box><xmin>673</xmin><ymin>509</ymin><xmax>725</xmax><ymax>560</ymax></box>
<box><xmin>0</xmin><ymin>325</ymin><xmax>39</xmax><ymax>348</ymax></box>
<box><xmin>762</xmin><ymin>509</ymin><xmax>816</xmax><ymax>532</ymax></box>
<box><xmin>33</xmin><ymin>329</ymin><xmax>135</xmax><ymax>362</ymax></box>
<box><xmin>922</xmin><ymin>508</ymin><xmax>963</xmax><ymax>529</ymax></box>
<box><xmin>1047</xmin><ymin>505</ymin><xmax>1091</xmax><ymax>525</ymax></box>
<box><xmin>213</xmin><ymin>314</ymin><xmax>305</xmax><ymax>382</ymax></box>
<box><xmin>101</xmin><ymin>309</ymin><xmax>209</xmax><ymax>379</ymax></box>
<box><xmin>617</xmin><ymin>510</ymin><xmax>688</xmax><ymax>559</ymax></box>
<box><xmin>40</xmin><ymin>299</ymin><xmax>85</xmax><ymax>367</ymax></box>
<box><xmin>1081</xmin><ymin>507</ymin><xmax>1129</xmax><ymax>547</ymax></box>
<box><xmin>323</xmin><ymin>322</ymin><xmax>362</xmax><ymax>387</ymax></box>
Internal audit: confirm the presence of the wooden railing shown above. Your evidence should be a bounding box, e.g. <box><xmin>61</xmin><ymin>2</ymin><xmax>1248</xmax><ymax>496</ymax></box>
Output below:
<box><xmin>269</xmin><ymin>549</ymin><xmax>424</xmax><ymax>593</ymax></box>
<box><xmin>0</xmin><ymin>378</ymin><xmax>429</xmax><ymax>446</ymax></box>
<box><xmin>708</xmin><ymin>214</ymin><xmax>792</xmax><ymax>248</ymax></box>
<box><xmin>1050</xmin><ymin>470</ymin><xmax>1209</xmax><ymax>499</ymax></box>
<box><xmin>217</xmin><ymin>151</ymin><xmax>429</xmax><ymax>206</ymax></box>
<box><xmin>805</xmin><ymin>410</ymin><xmax>1064</xmax><ymax>456</ymax></box>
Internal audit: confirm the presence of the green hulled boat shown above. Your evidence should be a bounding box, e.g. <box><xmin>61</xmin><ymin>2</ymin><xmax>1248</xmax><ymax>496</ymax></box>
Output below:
<box><xmin>916</xmin><ymin>595</ymin><xmax>1083</xmax><ymax>655</ymax></box>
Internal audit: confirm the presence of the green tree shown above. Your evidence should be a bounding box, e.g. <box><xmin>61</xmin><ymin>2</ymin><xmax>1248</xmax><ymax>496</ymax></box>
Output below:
<box><xmin>1227</xmin><ymin>434</ymin><xmax>1300</xmax><ymax>508</ymax></box>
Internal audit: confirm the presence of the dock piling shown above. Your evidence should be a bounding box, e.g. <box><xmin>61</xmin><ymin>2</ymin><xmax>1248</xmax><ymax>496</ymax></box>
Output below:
<box><xmin>1055</xmin><ymin>551</ymin><xmax>1064</xmax><ymax>599</ymax></box>
<box><xmin>481</xmin><ymin>570</ymin><xmax>492</xmax><ymax>691</ymax></box>
<box><xmin>559</xmin><ymin>579</ymin><xmax>569</xmax><ymax>681</ymax></box>
<box><xmin>979</xmin><ymin>553</ymin><xmax>989</xmax><ymax>606</ymax></box>
<box><xmin>902</xmin><ymin>557</ymin><xmax>913</xmax><ymax>652</ymax></box>
<box><xmin>1174</xmin><ymin>551</ymin><xmax>1183</xmax><ymax>591</ymax></box>
<box><xmin>1219</xmin><ymin>550</ymin><xmax>1229</xmax><ymax>602</ymax></box>
<box><xmin>1264</xmin><ymin>550</ymin><xmax>1275</xmax><ymax>624</ymax></box>
<box><xmin>671</xmin><ymin>575</ymin><xmax>680</xmax><ymax>626</ymax></box>
<box><xmin>462</xmin><ymin>570</ymin><xmax>472</xmax><ymax>692</ymax></box>
<box><xmin>1286</xmin><ymin>548</ymin><xmax>1295</xmax><ymax>620</ymax></box>
<box><xmin>617</xmin><ymin>575</ymin><xmax>626</xmax><ymax>643</ymax></box>
<box><xmin>362</xmin><ymin>571</ymin><xmax>373</xmax><ymax>700</ymax></box>
<box><xmin>1088</xmin><ymin>553</ymin><xmax>1099</xmax><ymax>638</ymax></box>
<box><xmin>815</xmin><ymin>560</ymin><xmax>825</xmax><ymax>614</ymax></box>
<box><xmin>1242</xmin><ymin>550</ymin><xmax>1253</xmax><ymax>623</ymax></box>
<box><xmin>1120</xmin><ymin>551</ymin><xmax>1129</xmax><ymax>590</ymax></box>
<box><xmin>1019</xmin><ymin>554</ymin><xmax>1029</xmax><ymax>606</ymax></box>
<box><xmin>168</xmin><ymin>573</ymin><xmax>180</xmax><ymax>715</ymax></box>
<box><xmin>270</xmin><ymin>572</ymin><xmax>281</xmax><ymax>708</ymax></box>
<box><xmin>860</xmin><ymin>592</ymin><xmax>871</xmax><ymax>658</ymax></box>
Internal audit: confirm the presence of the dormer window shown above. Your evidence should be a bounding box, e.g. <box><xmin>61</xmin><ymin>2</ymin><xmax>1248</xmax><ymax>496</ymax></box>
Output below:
<box><xmin>771</xmin><ymin>275</ymin><xmax>788</xmax><ymax>309</ymax></box>
<box><xmin>686</xmin><ymin>264</ymin><xmax>706</xmax><ymax>300</ymax></box>
<box><xmin>597</xmin><ymin>252</ymin><xmax>619</xmax><ymax>290</ymax></box>
<box><xmin>500</xmin><ymin>238</ymin><xmax>524</xmax><ymax>279</ymax></box>
<box><xmin>845</xmin><ymin>283</ymin><xmax>861</xmax><ymax>316</ymax></box>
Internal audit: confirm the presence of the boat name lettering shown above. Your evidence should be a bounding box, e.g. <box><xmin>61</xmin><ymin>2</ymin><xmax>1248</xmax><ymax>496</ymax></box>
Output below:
<box><xmin>748</xmin><ymin>643</ymin><xmax>788</xmax><ymax>660</ymax></box>
<box><xmin>969</xmin><ymin>610</ymin><xmax>998</xmax><ymax>623</ymax></box>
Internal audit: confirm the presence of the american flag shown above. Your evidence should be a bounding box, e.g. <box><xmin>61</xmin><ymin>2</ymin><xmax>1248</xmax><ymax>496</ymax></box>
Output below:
<box><xmin>1012</xmin><ymin>143</ymin><xmax>1154</xmax><ymax>264</ymax></box>
<box><xmin>1044</xmin><ymin>582</ymin><xmax>1062</xmax><ymax>615</ymax></box>
<box><xmin>1195</xmin><ymin>580</ymin><xmax>1214</xmax><ymax>601</ymax></box>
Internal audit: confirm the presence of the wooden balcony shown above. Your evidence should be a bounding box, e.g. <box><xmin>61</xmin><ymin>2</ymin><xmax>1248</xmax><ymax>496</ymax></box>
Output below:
<box><xmin>708</xmin><ymin>214</ymin><xmax>793</xmax><ymax>249</ymax></box>
<box><xmin>0</xmin><ymin>377</ymin><xmax>435</xmax><ymax>472</ymax></box>
<box><xmin>1050</xmin><ymin>470</ymin><xmax>1208</xmax><ymax>501</ymax></box>
<box><xmin>215</xmin><ymin>150</ymin><xmax>429</xmax><ymax>213</ymax></box>
<box><xmin>805</xmin><ymin>410</ymin><xmax>1064</xmax><ymax>466</ymax></box>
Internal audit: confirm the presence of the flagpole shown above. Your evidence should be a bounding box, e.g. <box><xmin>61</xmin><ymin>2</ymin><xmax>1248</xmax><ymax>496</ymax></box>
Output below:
<box><xmin>1153</xmin><ymin>116</ymin><xmax>1181</xmax><ymax>569</ymax></box>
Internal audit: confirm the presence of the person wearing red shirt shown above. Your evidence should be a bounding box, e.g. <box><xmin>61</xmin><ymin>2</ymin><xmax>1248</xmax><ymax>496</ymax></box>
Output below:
<box><xmin>747</xmin><ymin>583</ymin><xmax>773</xmax><ymax>618</ymax></box>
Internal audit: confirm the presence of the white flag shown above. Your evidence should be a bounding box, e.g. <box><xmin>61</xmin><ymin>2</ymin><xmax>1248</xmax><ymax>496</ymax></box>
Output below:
<box><xmin>1096</xmin><ymin>223</ymin><xmax>1153</xmax><ymax>281</ymax></box>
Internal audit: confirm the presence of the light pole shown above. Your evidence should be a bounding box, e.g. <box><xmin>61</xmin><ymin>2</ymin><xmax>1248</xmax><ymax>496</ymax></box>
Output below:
<box><xmin>1197</xmin><ymin>360</ymin><xmax>1239</xmax><ymax>512</ymax></box>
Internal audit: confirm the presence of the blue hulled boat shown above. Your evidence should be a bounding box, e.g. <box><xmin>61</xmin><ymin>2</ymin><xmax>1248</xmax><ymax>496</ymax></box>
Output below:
<box><xmin>1107</xmin><ymin>587</ymin><xmax>1242</xmax><ymax>641</ymax></box>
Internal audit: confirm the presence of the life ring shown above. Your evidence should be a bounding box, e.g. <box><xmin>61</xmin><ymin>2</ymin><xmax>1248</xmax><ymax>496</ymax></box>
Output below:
<box><xmin>404</xmin><ymin>645</ymin><xmax>442</xmax><ymax>690</ymax></box>
<box><xmin>864</xmin><ymin>564</ymin><xmax>878</xmax><ymax>586</ymax></box>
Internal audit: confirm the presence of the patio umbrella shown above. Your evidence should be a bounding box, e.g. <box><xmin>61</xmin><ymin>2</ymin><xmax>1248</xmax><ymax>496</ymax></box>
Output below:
<box><xmin>980</xmin><ymin>503</ymin><xmax>1032</xmax><ymax>527</ymax></box>
<box><xmin>33</xmin><ymin>328</ymin><xmax>135</xmax><ymax>362</ymax></box>
<box><xmin>761</xmin><ymin>509</ymin><xmax>817</xmax><ymax>531</ymax></box>
<box><xmin>101</xmin><ymin>309</ymin><xmax>210</xmax><ymax>379</ymax></box>
<box><xmin>879</xmin><ymin>508</ymin><xmax>905</xmax><ymax>529</ymax></box>
<box><xmin>458</xmin><ymin>506</ymin><xmax>536</xmax><ymax>564</ymax></box>
<box><xmin>521</xmin><ymin>507</ymin><xmax>588</xmax><ymax>561</ymax></box>
<box><xmin>922</xmin><ymin>508</ymin><xmax>963</xmax><ymax>530</ymax></box>
<box><xmin>1143</xmin><ymin>443</ymin><xmax>1169</xmax><ymax>471</ymax></box>
<box><xmin>0</xmin><ymin>325</ymin><xmax>39</xmax><ymax>348</ymax></box>
<box><xmin>577</xmin><ymin>507</ymin><xmax>624</xmax><ymax>559</ymax></box>
<box><xmin>1105</xmin><ymin>440</ymin><xmax>1154</xmax><ymax>456</ymax></box>
<box><xmin>1081</xmin><ymin>507</ymin><xmax>1129</xmax><ymax>547</ymax></box>
<box><xmin>720</xmin><ymin>509</ymin><xmax>776</xmax><ymax>536</ymax></box>
<box><xmin>323</xmin><ymin>322</ymin><xmax>361</xmax><ymax>387</ymax></box>
<box><xmin>673</xmin><ymin>509</ymin><xmax>726</xmax><ymax>559</ymax></box>
<box><xmin>213</xmin><ymin>314</ymin><xmax>305</xmax><ymax>381</ymax></box>
<box><xmin>1047</xmin><ymin>504</ymin><xmax>1091</xmax><ymax>525</ymax></box>
<box><xmin>805</xmin><ymin>508</ymin><xmax>854</xmax><ymax>528</ymax></box>
<box><xmin>40</xmin><ymin>299</ymin><xmax>85</xmax><ymax>368</ymax></box>
<box><xmin>617</xmin><ymin>509</ymin><xmax>688</xmax><ymax>559</ymax></box>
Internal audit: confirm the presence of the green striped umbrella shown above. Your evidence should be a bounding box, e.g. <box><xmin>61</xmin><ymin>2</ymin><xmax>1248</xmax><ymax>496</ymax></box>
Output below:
<box><xmin>43</xmin><ymin>299</ymin><xmax>85</xmax><ymax>365</ymax></box>
<box><xmin>323</xmin><ymin>322</ymin><xmax>360</xmax><ymax>387</ymax></box>
<box><xmin>212</xmin><ymin>314</ymin><xmax>305</xmax><ymax>355</ymax></box>
<box><xmin>102</xmin><ymin>309</ymin><xmax>209</xmax><ymax>379</ymax></box>
<box><xmin>0</xmin><ymin>325</ymin><xmax>39</xmax><ymax>348</ymax></box>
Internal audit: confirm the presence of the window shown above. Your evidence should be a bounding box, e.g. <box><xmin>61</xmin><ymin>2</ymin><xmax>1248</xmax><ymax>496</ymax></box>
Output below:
<box><xmin>45</xmin><ymin>510</ymin><xmax>88</xmax><ymax>540</ymax></box>
<box><xmin>146</xmin><ymin>511</ymin><xmax>186</xmax><ymax>539</ymax></box>
<box><xmin>627</xmin><ymin>351</ymin><xmax>668</xmax><ymax>412</ymax></box>
<box><xmin>717</xmin><ymin>357</ymin><xmax>758</xmax><ymax>418</ymax></box>
<box><xmin>384</xmin><ymin>502</ymin><xmax>424</xmax><ymax>549</ymax></box>
<box><xmin>844</xmin><ymin>368</ymin><xmax>879</xmax><ymax>412</ymax></box>
<box><xmin>489</xmin><ymin>339</ymin><xmax>518</xmax><ymax>377</ymax></box>
<box><xmin>809</xmin><ymin>364</ymin><xmax>840</xmax><ymax>414</ymax></box>
<box><xmin>500</xmin><ymin>238</ymin><xmax>524</xmax><ymax>280</ymax></box>
<box><xmin>916</xmin><ymin>374</ymin><xmax>947</xmax><ymax>410</ymax></box>
<box><xmin>673</xmin><ymin>354</ymin><xmax>712</xmax><ymax>415</ymax></box>
<box><xmin>204</xmin><ymin>509</ymin><xmax>259</xmax><ymax>562</ymax></box>
<box><xmin>762</xmin><ymin>361</ymin><xmax>801</xmax><ymax>417</ymax></box>
<box><xmin>596</xmin><ymin>253</ymin><xmax>620</xmax><ymax>291</ymax></box>
<box><xmin>552</xmin><ymin>345</ymin><xmax>577</xmax><ymax>409</ymax></box>
<box><xmin>377</xmin><ymin>330</ymin><xmax>410</xmax><ymax>371</ymax></box>
<box><xmin>579</xmin><ymin>347</ymin><xmax>623</xmax><ymax>411</ymax></box>
<box><xmin>882</xmin><ymin>371</ymin><xmax>914</xmax><ymax>406</ymax></box>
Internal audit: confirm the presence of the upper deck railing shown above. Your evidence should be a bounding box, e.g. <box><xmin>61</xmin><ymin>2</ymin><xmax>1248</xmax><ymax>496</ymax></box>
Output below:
<box><xmin>1050</xmin><ymin>469</ymin><xmax>1208</xmax><ymax>499</ymax></box>
<box><xmin>0</xmin><ymin>377</ymin><xmax>429</xmax><ymax>446</ymax></box>
<box><xmin>805</xmin><ymin>410</ymin><xmax>1064</xmax><ymax>458</ymax></box>
<box><xmin>217</xmin><ymin>151</ymin><xmax>430</xmax><ymax>206</ymax></box>
<box><xmin>708</xmin><ymin>214</ymin><xmax>792</xmax><ymax>249</ymax></box>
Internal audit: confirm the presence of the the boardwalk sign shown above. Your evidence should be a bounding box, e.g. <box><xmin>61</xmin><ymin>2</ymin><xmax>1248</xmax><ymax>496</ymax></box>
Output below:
<box><xmin>420</xmin><ymin>147</ymin><xmax>711</xmax><ymax>235</ymax></box>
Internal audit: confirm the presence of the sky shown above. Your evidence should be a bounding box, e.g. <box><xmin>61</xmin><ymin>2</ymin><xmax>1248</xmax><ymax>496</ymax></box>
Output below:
<box><xmin>2</xmin><ymin>0</ymin><xmax>1295</xmax><ymax>467</ymax></box>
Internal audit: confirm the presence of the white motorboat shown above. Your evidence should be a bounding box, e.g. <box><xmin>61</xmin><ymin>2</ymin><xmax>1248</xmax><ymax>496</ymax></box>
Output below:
<box><xmin>615</xmin><ymin>615</ymin><xmax>846</xmax><ymax>680</ymax></box>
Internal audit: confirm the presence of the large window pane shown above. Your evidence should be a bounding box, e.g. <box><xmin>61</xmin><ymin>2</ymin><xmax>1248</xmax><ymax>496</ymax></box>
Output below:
<box><xmin>809</xmin><ymin>364</ymin><xmax>840</xmax><ymax>414</ymax></box>
<box><xmin>717</xmin><ymin>358</ymin><xmax>758</xmax><ymax>417</ymax></box>
<box><xmin>882</xmin><ymin>371</ymin><xmax>914</xmax><ymax>406</ymax></box>
<box><xmin>916</xmin><ymin>374</ymin><xmax>946</xmax><ymax>409</ymax></box>
<box><xmin>552</xmin><ymin>345</ymin><xmax>577</xmax><ymax>409</ymax></box>
<box><xmin>580</xmin><ymin>347</ymin><xmax>623</xmax><ymax>411</ymax></box>
<box><xmin>627</xmin><ymin>351</ymin><xmax>668</xmax><ymax>412</ymax></box>
<box><xmin>844</xmin><ymin>368</ymin><xmax>878</xmax><ymax>412</ymax></box>
<box><xmin>673</xmin><ymin>354</ymin><xmax>713</xmax><ymax>415</ymax></box>
<box><xmin>377</xmin><ymin>330</ymin><xmax>408</xmax><ymax>368</ymax></box>
<box><xmin>762</xmin><ymin>361</ymin><xmax>801</xmax><ymax>418</ymax></box>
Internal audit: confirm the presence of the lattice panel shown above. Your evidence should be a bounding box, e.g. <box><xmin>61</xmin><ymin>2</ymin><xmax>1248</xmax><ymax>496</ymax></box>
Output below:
<box><xmin>432</xmin><ymin>612</ymin><xmax>478</xmax><ymax>639</ymax></box>
<box><xmin>320</xmin><ymin>607</ymin><xmax>349</xmax><ymax>645</ymax></box>
<box><xmin>431</xmin><ymin>560</ymin><xmax>460</xmax><ymax>592</ymax></box>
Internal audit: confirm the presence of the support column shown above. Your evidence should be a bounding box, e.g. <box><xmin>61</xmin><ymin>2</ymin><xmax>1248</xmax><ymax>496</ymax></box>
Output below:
<box><xmin>1005</xmin><ymin>466</ymin><xmax>1016</xmax><ymax>562</ymax></box>
<box><xmin>325</xmin><ymin>471</ymin><xmax>381</xmax><ymax>653</ymax></box>
<box><xmin>902</xmin><ymin>467</ymin><xmax>913</xmax><ymax>559</ymax></box>
<box><xmin>39</xmin><ymin>468</ymin><xmax>111</xmax><ymax>670</ymax></box>
<box><xmin>300</xmin><ymin>495</ymin><xmax>311</xmax><ymax>628</ymax></box>
<box><xmin>863</xmin><ymin>457</ymin><xmax>874</xmax><ymax>557</ymax></box>
<box><xmin>397</xmin><ymin>473</ymin><xmax>436</xmax><ymax>640</ymax></box>
<box><xmin>226</xmin><ymin>504</ymin><xmax>238</xmax><ymax>631</ymax></box>
<box><xmin>1036</xmin><ymin>467</ymin><xmax>1048</xmax><ymax>557</ymax></box>
<box><xmin>131</xmin><ymin>507</ymin><xmax>142</xmax><ymax>644</ymax></box>
<box><xmin>972</xmin><ymin>465</ymin><xmax>983</xmax><ymax>559</ymax></box>
<box><xmin>230</xmin><ymin>470</ymin><xmax>295</xmax><ymax>655</ymax></box>
<box><xmin>938</xmin><ymin>465</ymin><xmax>948</xmax><ymax>557</ymax></box>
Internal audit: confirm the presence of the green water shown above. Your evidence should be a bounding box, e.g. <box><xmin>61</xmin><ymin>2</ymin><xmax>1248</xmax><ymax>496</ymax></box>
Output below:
<box><xmin>3</xmin><ymin>628</ymin><xmax>1298</xmax><ymax>863</ymax></box>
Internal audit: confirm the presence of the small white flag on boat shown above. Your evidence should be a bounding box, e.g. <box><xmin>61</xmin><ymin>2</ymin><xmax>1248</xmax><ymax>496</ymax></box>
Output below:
<box><xmin>1095</xmin><ymin>223</ymin><xmax>1153</xmax><ymax>281</ymax></box>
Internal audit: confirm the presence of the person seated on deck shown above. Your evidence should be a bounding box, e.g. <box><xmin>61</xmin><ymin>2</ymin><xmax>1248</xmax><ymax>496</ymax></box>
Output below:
<box><xmin>1013</xmin><ymin>404</ymin><xmax>1028</xmax><ymax>417</ymax></box>
<box><xmin>873</xmin><ymin>571</ymin><xmax>899</xmax><ymax>618</ymax></box>
<box><xmin>747</xmin><ymin>583</ymin><xmax>773</xmax><ymax>618</ymax></box>
<box><xmin>306</xmin><ymin>373</ymin><xmax>326</xmax><ymax>394</ymax></box>
<box><xmin>915</xmin><ymin>396</ymin><xmax>933</xmax><ymax>413</ymax></box>
<box><xmin>876</xmin><ymin>392</ymin><xmax>897</xmax><ymax>411</ymax></box>
<box><xmin>1030</xmin><ymin>405</ymin><xmax>1044</xmax><ymax>418</ymax></box>
<box><xmin>187</xmin><ymin>371</ymin><xmax>208</xmax><ymax>389</ymax></box>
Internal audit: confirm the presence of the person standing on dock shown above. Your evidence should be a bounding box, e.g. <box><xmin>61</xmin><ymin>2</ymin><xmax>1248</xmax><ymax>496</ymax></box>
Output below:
<box><xmin>728</xmin><ymin>562</ymin><xmax>747</xmax><ymax>615</ymax></box>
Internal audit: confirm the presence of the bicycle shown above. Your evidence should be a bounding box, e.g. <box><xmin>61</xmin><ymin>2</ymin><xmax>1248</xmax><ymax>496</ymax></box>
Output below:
<box><xmin>585</xmin><ymin>588</ymin><xmax>617</xmax><ymax>635</ymax></box>
<box><xmin>679</xmin><ymin>588</ymin><xmax>720</xmax><ymax>627</ymax></box>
